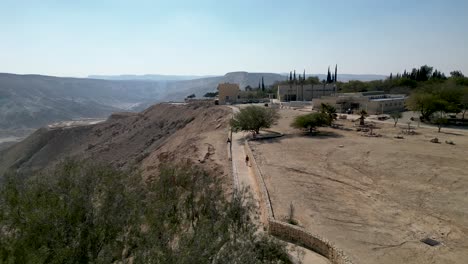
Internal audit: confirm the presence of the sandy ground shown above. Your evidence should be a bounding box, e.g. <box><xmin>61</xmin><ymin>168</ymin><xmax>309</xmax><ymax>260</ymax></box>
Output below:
<box><xmin>229</xmin><ymin>106</ymin><xmax>330</xmax><ymax>264</ymax></box>
<box><xmin>249</xmin><ymin>108</ymin><xmax>468</xmax><ymax>264</ymax></box>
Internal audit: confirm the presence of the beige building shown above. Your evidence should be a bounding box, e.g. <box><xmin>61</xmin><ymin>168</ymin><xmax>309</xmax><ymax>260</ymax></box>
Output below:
<box><xmin>277</xmin><ymin>83</ymin><xmax>336</xmax><ymax>101</ymax></box>
<box><xmin>217</xmin><ymin>83</ymin><xmax>240</xmax><ymax>104</ymax></box>
<box><xmin>312</xmin><ymin>91</ymin><xmax>407</xmax><ymax>114</ymax></box>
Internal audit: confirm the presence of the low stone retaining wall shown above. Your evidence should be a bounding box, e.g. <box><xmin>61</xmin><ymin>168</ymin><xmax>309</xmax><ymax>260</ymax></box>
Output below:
<box><xmin>244</xmin><ymin>135</ymin><xmax>356</xmax><ymax>264</ymax></box>
<box><xmin>269</xmin><ymin>220</ymin><xmax>353</xmax><ymax>264</ymax></box>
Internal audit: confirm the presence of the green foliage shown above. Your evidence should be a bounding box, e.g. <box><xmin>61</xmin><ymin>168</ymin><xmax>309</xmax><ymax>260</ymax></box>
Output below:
<box><xmin>305</xmin><ymin>76</ymin><xmax>321</xmax><ymax>85</ymax></box>
<box><xmin>450</xmin><ymin>70</ymin><xmax>464</xmax><ymax>78</ymax></box>
<box><xmin>431</xmin><ymin>112</ymin><xmax>448</xmax><ymax>132</ymax></box>
<box><xmin>390</xmin><ymin>112</ymin><xmax>403</xmax><ymax>127</ymax></box>
<box><xmin>406</xmin><ymin>81</ymin><xmax>465</xmax><ymax>121</ymax></box>
<box><xmin>291</xmin><ymin>112</ymin><xmax>331</xmax><ymax>133</ymax></box>
<box><xmin>230</xmin><ymin>106</ymin><xmax>279</xmax><ymax>134</ymax></box>
<box><xmin>0</xmin><ymin>161</ymin><xmax>142</xmax><ymax>263</ymax></box>
<box><xmin>406</xmin><ymin>93</ymin><xmax>443</xmax><ymax>120</ymax></box>
<box><xmin>338</xmin><ymin>66</ymin><xmax>467</xmax><ymax>94</ymax></box>
<box><xmin>261</xmin><ymin>77</ymin><xmax>265</xmax><ymax>91</ymax></box>
<box><xmin>204</xmin><ymin>91</ymin><xmax>218</xmax><ymax>98</ymax></box>
<box><xmin>461</xmin><ymin>88</ymin><xmax>468</xmax><ymax>120</ymax></box>
<box><xmin>278</xmin><ymin>75</ymin><xmax>320</xmax><ymax>85</ymax></box>
<box><xmin>320</xmin><ymin>103</ymin><xmax>337</xmax><ymax>121</ymax></box>
<box><xmin>186</xmin><ymin>94</ymin><xmax>196</xmax><ymax>99</ymax></box>
<box><xmin>0</xmin><ymin>161</ymin><xmax>292</xmax><ymax>264</ymax></box>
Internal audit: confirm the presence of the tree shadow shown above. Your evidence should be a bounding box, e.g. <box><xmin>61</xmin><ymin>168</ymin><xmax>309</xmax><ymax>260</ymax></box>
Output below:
<box><xmin>440</xmin><ymin>131</ymin><xmax>465</xmax><ymax>136</ymax></box>
<box><xmin>256</xmin><ymin>131</ymin><xmax>344</xmax><ymax>143</ymax></box>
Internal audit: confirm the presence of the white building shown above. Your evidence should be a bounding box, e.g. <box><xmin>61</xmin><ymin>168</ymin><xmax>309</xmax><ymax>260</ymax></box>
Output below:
<box><xmin>312</xmin><ymin>91</ymin><xmax>407</xmax><ymax>114</ymax></box>
<box><xmin>277</xmin><ymin>83</ymin><xmax>336</xmax><ymax>101</ymax></box>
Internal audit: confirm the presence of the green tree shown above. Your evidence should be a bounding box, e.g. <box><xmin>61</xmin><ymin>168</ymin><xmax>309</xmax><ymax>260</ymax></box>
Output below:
<box><xmin>320</xmin><ymin>103</ymin><xmax>337</xmax><ymax>122</ymax></box>
<box><xmin>461</xmin><ymin>88</ymin><xmax>468</xmax><ymax>120</ymax></box>
<box><xmin>407</xmin><ymin>82</ymin><xmax>464</xmax><ymax>121</ymax></box>
<box><xmin>334</xmin><ymin>64</ymin><xmax>338</xmax><ymax>82</ymax></box>
<box><xmin>204</xmin><ymin>91</ymin><xmax>218</xmax><ymax>97</ymax></box>
<box><xmin>261</xmin><ymin>76</ymin><xmax>265</xmax><ymax>91</ymax></box>
<box><xmin>432</xmin><ymin>112</ymin><xmax>448</xmax><ymax>132</ymax></box>
<box><xmin>305</xmin><ymin>76</ymin><xmax>320</xmax><ymax>85</ymax></box>
<box><xmin>186</xmin><ymin>93</ymin><xmax>196</xmax><ymax>99</ymax></box>
<box><xmin>406</xmin><ymin>92</ymin><xmax>445</xmax><ymax>121</ymax></box>
<box><xmin>291</xmin><ymin>112</ymin><xmax>331</xmax><ymax>133</ymax></box>
<box><xmin>450</xmin><ymin>70</ymin><xmax>464</xmax><ymax>78</ymax></box>
<box><xmin>390</xmin><ymin>112</ymin><xmax>402</xmax><ymax>127</ymax></box>
<box><xmin>230</xmin><ymin>106</ymin><xmax>279</xmax><ymax>135</ymax></box>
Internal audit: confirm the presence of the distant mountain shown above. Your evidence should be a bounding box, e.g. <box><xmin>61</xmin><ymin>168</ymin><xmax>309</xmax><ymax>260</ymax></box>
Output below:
<box><xmin>280</xmin><ymin>73</ymin><xmax>387</xmax><ymax>82</ymax></box>
<box><xmin>0</xmin><ymin>73</ymin><xmax>165</xmax><ymax>131</ymax></box>
<box><xmin>160</xmin><ymin>72</ymin><xmax>287</xmax><ymax>100</ymax></box>
<box><xmin>88</xmin><ymin>74</ymin><xmax>217</xmax><ymax>81</ymax></box>
<box><xmin>0</xmin><ymin>71</ymin><xmax>387</xmax><ymax>140</ymax></box>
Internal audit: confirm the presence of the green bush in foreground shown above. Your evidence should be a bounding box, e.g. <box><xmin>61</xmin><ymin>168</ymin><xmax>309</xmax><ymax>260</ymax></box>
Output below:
<box><xmin>0</xmin><ymin>161</ymin><xmax>291</xmax><ymax>264</ymax></box>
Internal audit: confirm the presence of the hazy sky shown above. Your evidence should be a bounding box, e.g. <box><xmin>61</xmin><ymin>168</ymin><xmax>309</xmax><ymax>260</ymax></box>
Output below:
<box><xmin>1</xmin><ymin>0</ymin><xmax>467</xmax><ymax>77</ymax></box>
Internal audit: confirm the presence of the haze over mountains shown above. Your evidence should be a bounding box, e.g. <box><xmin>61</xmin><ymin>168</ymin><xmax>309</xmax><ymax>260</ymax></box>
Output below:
<box><xmin>90</xmin><ymin>73</ymin><xmax>387</xmax><ymax>83</ymax></box>
<box><xmin>0</xmin><ymin>71</ymin><xmax>386</xmax><ymax>144</ymax></box>
<box><xmin>88</xmin><ymin>74</ymin><xmax>217</xmax><ymax>81</ymax></box>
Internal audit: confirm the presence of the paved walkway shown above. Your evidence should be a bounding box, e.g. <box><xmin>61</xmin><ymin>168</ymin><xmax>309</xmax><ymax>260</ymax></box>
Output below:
<box><xmin>231</xmin><ymin>129</ymin><xmax>264</xmax><ymax>217</ymax></box>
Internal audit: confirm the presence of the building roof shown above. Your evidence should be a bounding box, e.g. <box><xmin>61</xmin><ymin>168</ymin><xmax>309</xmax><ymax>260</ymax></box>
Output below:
<box><xmin>370</xmin><ymin>97</ymin><xmax>405</xmax><ymax>101</ymax></box>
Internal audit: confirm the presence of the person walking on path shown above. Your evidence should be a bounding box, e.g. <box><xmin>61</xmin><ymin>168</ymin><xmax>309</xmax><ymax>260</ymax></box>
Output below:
<box><xmin>245</xmin><ymin>155</ymin><xmax>250</xmax><ymax>167</ymax></box>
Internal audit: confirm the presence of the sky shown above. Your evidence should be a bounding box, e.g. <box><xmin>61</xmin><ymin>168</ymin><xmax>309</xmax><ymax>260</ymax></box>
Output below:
<box><xmin>1</xmin><ymin>0</ymin><xmax>467</xmax><ymax>77</ymax></box>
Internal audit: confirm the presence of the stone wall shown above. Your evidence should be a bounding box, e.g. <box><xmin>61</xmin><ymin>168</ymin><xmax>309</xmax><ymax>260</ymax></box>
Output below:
<box><xmin>244</xmin><ymin>139</ymin><xmax>356</xmax><ymax>264</ymax></box>
<box><xmin>269</xmin><ymin>220</ymin><xmax>354</xmax><ymax>264</ymax></box>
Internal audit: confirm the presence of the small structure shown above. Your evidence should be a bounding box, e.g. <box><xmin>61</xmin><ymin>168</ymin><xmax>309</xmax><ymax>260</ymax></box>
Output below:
<box><xmin>313</xmin><ymin>91</ymin><xmax>407</xmax><ymax>114</ymax></box>
<box><xmin>277</xmin><ymin>83</ymin><xmax>336</xmax><ymax>101</ymax></box>
<box><xmin>217</xmin><ymin>83</ymin><xmax>241</xmax><ymax>104</ymax></box>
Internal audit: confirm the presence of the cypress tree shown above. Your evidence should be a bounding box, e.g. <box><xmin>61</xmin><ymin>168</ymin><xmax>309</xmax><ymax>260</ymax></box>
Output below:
<box><xmin>389</xmin><ymin>73</ymin><xmax>393</xmax><ymax>80</ymax></box>
<box><xmin>334</xmin><ymin>64</ymin><xmax>338</xmax><ymax>82</ymax></box>
<box><xmin>261</xmin><ymin>77</ymin><xmax>265</xmax><ymax>91</ymax></box>
<box><xmin>303</xmin><ymin>70</ymin><xmax>306</xmax><ymax>83</ymax></box>
<box><xmin>327</xmin><ymin>67</ymin><xmax>331</xmax><ymax>83</ymax></box>
<box><xmin>289</xmin><ymin>71</ymin><xmax>292</xmax><ymax>82</ymax></box>
<box><xmin>293</xmin><ymin>70</ymin><xmax>297</xmax><ymax>82</ymax></box>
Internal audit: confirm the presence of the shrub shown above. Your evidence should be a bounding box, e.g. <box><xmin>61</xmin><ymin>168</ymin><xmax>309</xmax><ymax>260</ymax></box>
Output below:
<box><xmin>0</xmin><ymin>161</ymin><xmax>292</xmax><ymax>264</ymax></box>
<box><xmin>230</xmin><ymin>106</ymin><xmax>279</xmax><ymax>134</ymax></box>
<box><xmin>291</xmin><ymin>112</ymin><xmax>331</xmax><ymax>133</ymax></box>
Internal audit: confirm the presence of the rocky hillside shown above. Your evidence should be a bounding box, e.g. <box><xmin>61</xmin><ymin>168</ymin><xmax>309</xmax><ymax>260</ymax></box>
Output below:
<box><xmin>0</xmin><ymin>102</ymin><xmax>231</xmax><ymax>180</ymax></box>
<box><xmin>0</xmin><ymin>72</ymin><xmax>280</xmax><ymax>135</ymax></box>
<box><xmin>0</xmin><ymin>73</ymin><xmax>167</xmax><ymax>130</ymax></box>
